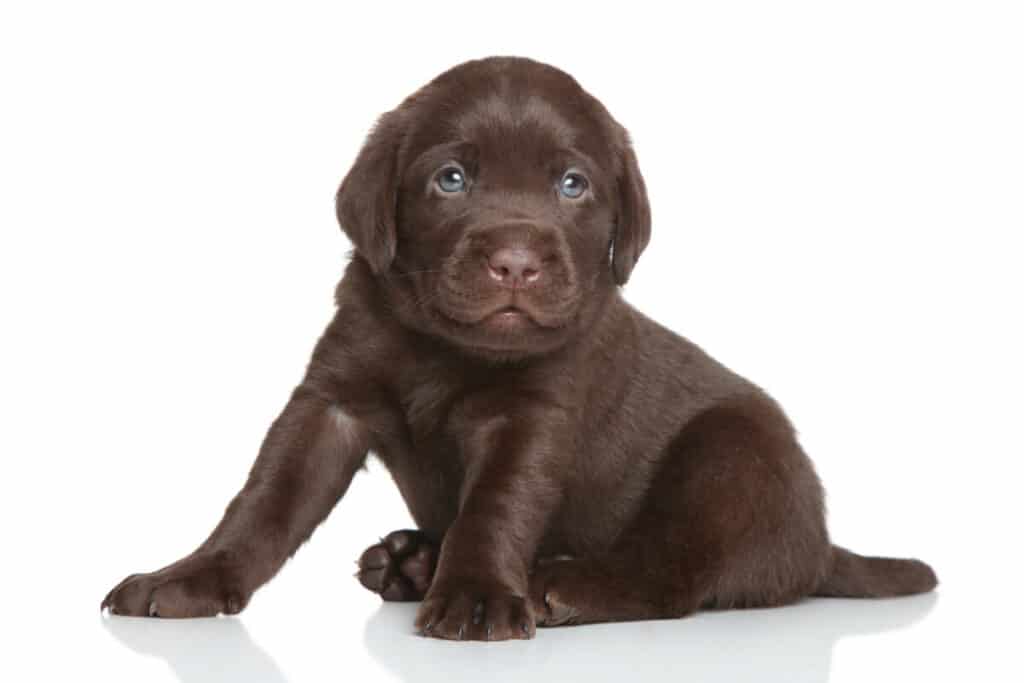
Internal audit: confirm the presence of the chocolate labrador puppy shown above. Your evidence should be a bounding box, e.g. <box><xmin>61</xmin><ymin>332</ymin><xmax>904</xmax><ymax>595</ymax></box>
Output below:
<box><xmin>101</xmin><ymin>57</ymin><xmax>936</xmax><ymax>640</ymax></box>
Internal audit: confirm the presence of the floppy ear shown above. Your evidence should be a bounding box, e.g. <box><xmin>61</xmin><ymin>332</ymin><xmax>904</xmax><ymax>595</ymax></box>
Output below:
<box><xmin>336</xmin><ymin>112</ymin><xmax>404</xmax><ymax>275</ymax></box>
<box><xmin>611</xmin><ymin>142</ymin><xmax>652</xmax><ymax>285</ymax></box>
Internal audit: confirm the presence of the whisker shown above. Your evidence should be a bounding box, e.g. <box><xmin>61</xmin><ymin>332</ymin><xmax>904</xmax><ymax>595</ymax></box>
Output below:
<box><xmin>390</xmin><ymin>268</ymin><xmax>444</xmax><ymax>278</ymax></box>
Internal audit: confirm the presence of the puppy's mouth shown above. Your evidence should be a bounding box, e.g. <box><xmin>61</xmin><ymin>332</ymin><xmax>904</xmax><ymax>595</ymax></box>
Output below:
<box><xmin>436</xmin><ymin>296</ymin><xmax>570</xmax><ymax>332</ymax></box>
<box><xmin>481</xmin><ymin>305</ymin><xmax>535</xmax><ymax>330</ymax></box>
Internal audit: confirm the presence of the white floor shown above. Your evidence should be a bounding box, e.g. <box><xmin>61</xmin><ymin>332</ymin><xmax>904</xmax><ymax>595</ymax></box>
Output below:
<box><xmin>16</xmin><ymin>449</ymin><xmax>1012</xmax><ymax>682</ymax></box>
<box><xmin>69</xmin><ymin>583</ymin><xmax>989</xmax><ymax>682</ymax></box>
<box><xmin>95</xmin><ymin>594</ymin><xmax>944</xmax><ymax>683</ymax></box>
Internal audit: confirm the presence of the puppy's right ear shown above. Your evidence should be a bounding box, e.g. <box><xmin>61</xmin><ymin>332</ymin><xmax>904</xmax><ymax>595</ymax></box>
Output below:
<box><xmin>336</xmin><ymin>111</ymin><xmax>403</xmax><ymax>275</ymax></box>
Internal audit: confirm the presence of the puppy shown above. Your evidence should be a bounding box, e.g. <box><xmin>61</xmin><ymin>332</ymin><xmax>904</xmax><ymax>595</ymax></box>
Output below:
<box><xmin>102</xmin><ymin>57</ymin><xmax>936</xmax><ymax>640</ymax></box>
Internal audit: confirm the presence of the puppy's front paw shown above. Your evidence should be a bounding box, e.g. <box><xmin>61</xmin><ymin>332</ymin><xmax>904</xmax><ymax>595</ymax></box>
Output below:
<box><xmin>101</xmin><ymin>554</ymin><xmax>249</xmax><ymax>618</ymax></box>
<box><xmin>415</xmin><ymin>580</ymin><xmax>535</xmax><ymax>641</ymax></box>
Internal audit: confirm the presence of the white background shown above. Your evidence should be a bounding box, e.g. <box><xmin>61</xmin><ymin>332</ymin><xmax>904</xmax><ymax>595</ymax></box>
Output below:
<box><xmin>2</xmin><ymin>1</ymin><xmax>1021</xmax><ymax>681</ymax></box>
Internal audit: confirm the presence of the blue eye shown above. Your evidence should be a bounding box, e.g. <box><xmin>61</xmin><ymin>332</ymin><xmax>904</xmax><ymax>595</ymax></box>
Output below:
<box><xmin>560</xmin><ymin>171</ymin><xmax>588</xmax><ymax>199</ymax></box>
<box><xmin>437</xmin><ymin>166</ymin><xmax>467</xmax><ymax>193</ymax></box>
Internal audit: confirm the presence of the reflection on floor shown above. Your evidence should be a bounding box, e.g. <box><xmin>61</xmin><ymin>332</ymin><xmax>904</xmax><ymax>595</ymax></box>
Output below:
<box><xmin>104</xmin><ymin>592</ymin><xmax>937</xmax><ymax>683</ymax></box>
<box><xmin>104</xmin><ymin>616</ymin><xmax>287</xmax><ymax>683</ymax></box>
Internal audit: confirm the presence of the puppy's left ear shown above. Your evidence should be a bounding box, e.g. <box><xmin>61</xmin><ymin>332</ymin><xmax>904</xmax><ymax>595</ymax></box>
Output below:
<box><xmin>336</xmin><ymin>111</ymin><xmax>403</xmax><ymax>275</ymax></box>
<box><xmin>611</xmin><ymin>141</ymin><xmax>652</xmax><ymax>285</ymax></box>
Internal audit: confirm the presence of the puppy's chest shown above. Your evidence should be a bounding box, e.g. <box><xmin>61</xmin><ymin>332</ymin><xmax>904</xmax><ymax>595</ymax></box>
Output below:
<box><xmin>400</xmin><ymin>371</ymin><xmax>464</xmax><ymax>447</ymax></box>
<box><xmin>396</xmin><ymin>364</ymin><xmax>540</xmax><ymax>458</ymax></box>
<box><xmin>397</xmin><ymin>360</ymin><xmax>502</xmax><ymax>448</ymax></box>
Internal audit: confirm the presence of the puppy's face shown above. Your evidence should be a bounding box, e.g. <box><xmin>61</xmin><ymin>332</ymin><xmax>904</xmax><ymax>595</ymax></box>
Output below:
<box><xmin>337</xmin><ymin>58</ymin><xmax>650</xmax><ymax>358</ymax></box>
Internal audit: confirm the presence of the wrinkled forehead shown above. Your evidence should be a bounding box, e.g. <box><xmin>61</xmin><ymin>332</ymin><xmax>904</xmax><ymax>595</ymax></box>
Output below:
<box><xmin>402</xmin><ymin>81</ymin><xmax>615</xmax><ymax>171</ymax></box>
<box><xmin>455</xmin><ymin>93</ymin><xmax>580</xmax><ymax>151</ymax></box>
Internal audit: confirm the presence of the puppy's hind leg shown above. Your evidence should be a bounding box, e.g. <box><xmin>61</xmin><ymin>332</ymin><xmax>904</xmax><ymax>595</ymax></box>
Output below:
<box><xmin>357</xmin><ymin>530</ymin><xmax>439</xmax><ymax>601</ymax></box>
<box><xmin>531</xmin><ymin>395</ymin><xmax>831</xmax><ymax>626</ymax></box>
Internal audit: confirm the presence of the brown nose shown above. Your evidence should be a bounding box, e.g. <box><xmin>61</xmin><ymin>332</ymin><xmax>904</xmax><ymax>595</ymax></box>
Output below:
<box><xmin>487</xmin><ymin>247</ymin><xmax>542</xmax><ymax>287</ymax></box>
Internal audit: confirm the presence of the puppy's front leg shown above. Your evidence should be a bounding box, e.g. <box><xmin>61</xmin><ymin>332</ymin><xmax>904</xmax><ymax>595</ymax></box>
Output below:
<box><xmin>416</xmin><ymin>405</ymin><xmax>568</xmax><ymax>641</ymax></box>
<box><xmin>101</xmin><ymin>381</ymin><xmax>370</xmax><ymax>617</ymax></box>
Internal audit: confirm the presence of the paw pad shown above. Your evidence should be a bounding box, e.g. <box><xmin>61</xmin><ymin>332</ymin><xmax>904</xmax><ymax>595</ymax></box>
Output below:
<box><xmin>356</xmin><ymin>529</ymin><xmax>438</xmax><ymax>601</ymax></box>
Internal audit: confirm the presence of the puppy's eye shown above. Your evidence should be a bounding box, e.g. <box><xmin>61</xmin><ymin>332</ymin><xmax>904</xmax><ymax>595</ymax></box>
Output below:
<box><xmin>437</xmin><ymin>166</ymin><xmax>467</xmax><ymax>193</ymax></box>
<box><xmin>559</xmin><ymin>171</ymin><xmax>588</xmax><ymax>199</ymax></box>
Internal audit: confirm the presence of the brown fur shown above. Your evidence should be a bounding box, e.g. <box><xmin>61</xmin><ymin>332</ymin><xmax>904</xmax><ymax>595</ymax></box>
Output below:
<box><xmin>102</xmin><ymin>57</ymin><xmax>936</xmax><ymax>639</ymax></box>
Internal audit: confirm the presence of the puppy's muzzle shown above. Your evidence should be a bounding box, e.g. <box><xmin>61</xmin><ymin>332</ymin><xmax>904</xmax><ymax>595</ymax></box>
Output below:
<box><xmin>469</xmin><ymin>221</ymin><xmax>564</xmax><ymax>286</ymax></box>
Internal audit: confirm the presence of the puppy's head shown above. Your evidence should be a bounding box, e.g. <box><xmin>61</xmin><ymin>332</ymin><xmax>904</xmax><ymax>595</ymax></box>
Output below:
<box><xmin>337</xmin><ymin>57</ymin><xmax>650</xmax><ymax>358</ymax></box>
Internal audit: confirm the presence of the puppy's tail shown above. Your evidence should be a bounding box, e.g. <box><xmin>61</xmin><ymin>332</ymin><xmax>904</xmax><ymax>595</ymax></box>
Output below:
<box><xmin>812</xmin><ymin>545</ymin><xmax>938</xmax><ymax>598</ymax></box>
